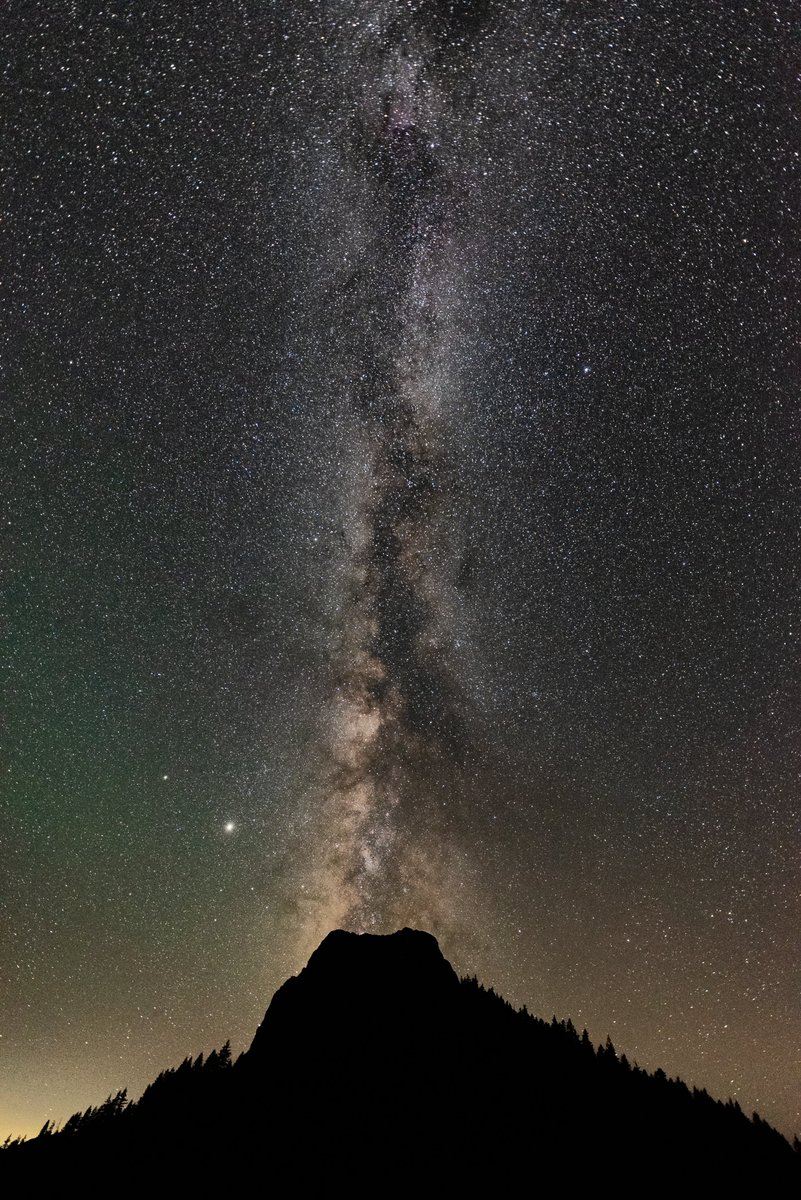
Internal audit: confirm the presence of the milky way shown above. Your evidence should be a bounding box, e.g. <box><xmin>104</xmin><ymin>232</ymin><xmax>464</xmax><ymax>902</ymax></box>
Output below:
<box><xmin>294</xmin><ymin>10</ymin><xmax>480</xmax><ymax>945</ymax></box>
<box><xmin>5</xmin><ymin>0</ymin><xmax>801</xmax><ymax>1145</ymax></box>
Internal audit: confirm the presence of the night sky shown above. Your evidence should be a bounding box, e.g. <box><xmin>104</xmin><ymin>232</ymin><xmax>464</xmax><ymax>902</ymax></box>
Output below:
<box><xmin>4</xmin><ymin>1</ymin><xmax>801</xmax><ymax>1141</ymax></box>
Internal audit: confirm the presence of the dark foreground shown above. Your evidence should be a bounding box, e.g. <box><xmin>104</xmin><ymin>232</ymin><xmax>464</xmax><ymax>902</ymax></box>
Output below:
<box><xmin>4</xmin><ymin>929</ymin><xmax>799</xmax><ymax>1191</ymax></box>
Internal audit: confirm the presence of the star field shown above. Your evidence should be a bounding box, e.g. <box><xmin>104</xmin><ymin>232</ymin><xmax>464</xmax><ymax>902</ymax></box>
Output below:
<box><xmin>3</xmin><ymin>1</ymin><xmax>801</xmax><ymax>1141</ymax></box>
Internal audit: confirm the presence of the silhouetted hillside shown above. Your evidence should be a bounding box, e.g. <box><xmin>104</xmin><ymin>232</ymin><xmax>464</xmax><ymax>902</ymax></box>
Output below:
<box><xmin>3</xmin><ymin>929</ymin><xmax>799</xmax><ymax>1190</ymax></box>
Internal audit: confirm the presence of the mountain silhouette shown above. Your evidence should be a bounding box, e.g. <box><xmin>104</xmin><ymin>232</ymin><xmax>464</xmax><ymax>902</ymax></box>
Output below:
<box><xmin>249</xmin><ymin>927</ymin><xmax>459</xmax><ymax>1058</ymax></box>
<box><xmin>3</xmin><ymin>928</ymin><xmax>799</xmax><ymax>1191</ymax></box>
